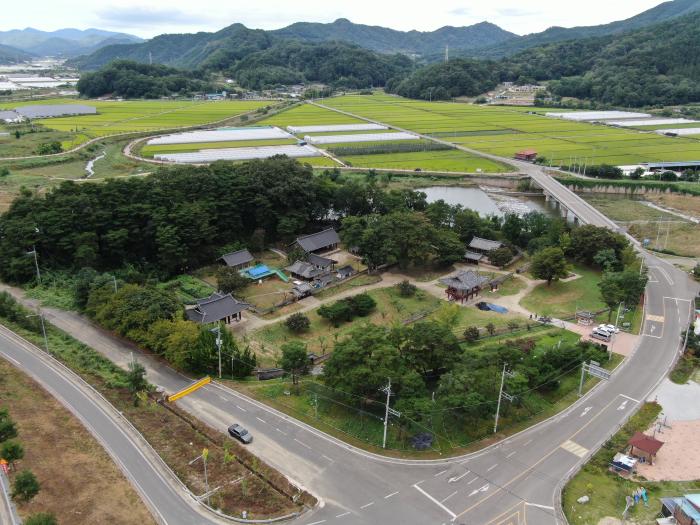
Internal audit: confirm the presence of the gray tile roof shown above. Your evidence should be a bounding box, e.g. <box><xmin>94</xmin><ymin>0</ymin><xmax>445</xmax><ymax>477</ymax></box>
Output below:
<box><xmin>468</xmin><ymin>237</ymin><xmax>503</xmax><ymax>251</ymax></box>
<box><xmin>308</xmin><ymin>253</ymin><xmax>336</xmax><ymax>267</ymax></box>
<box><xmin>439</xmin><ymin>270</ymin><xmax>490</xmax><ymax>291</ymax></box>
<box><xmin>15</xmin><ymin>104</ymin><xmax>97</xmax><ymax>119</ymax></box>
<box><xmin>291</xmin><ymin>282</ymin><xmax>313</xmax><ymax>297</ymax></box>
<box><xmin>185</xmin><ymin>292</ymin><xmax>249</xmax><ymax>324</ymax></box>
<box><xmin>286</xmin><ymin>260</ymin><xmax>325</xmax><ymax>280</ymax></box>
<box><xmin>219</xmin><ymin>248</ymin><xmax>254</xmax><ymax>267</ymax></box>
<box><xmin>464</xmin><ymin>251</ymin><xmax>485</xmax><ymax>261</ymax></box>
<box><xmin>294</xmin><ymin>228</ymin><xmax>340</xmax><ymax>252</ymax></box>
<box><xmin>336</xmin><ymin>265</ymin><xmax>355</xmax><ymax>278</ymax></box>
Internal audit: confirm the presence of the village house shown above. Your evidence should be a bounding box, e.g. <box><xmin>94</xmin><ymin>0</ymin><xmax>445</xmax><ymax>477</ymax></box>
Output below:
<box><xmin>218</xmin><ymin>248</ymin><xmax>254</xmax><ymax>271</ymax></box>
<box><xmin>514</xmin><ymin>149</ymin><xmax>538</xmax><ymax>162</ymax></box>
<box><xmin>627</xmin><ymin>431</ymin><xmax>664</xmax><ymax>465</ymax></box>
<box><xmin>291</xmin><ymin>228</ymin><xmax>340</xmax><ymax>254</ymax></box>
<box><xmin>660</xmin><ymin>493</ymin><xmax>700</xmax><ymax>525</ymax></box>
<box><xmin>468</xmin><ymin>237</ymin><xmax>504</xmax><ymax>255</ymax></box>
<box><xmin>185</xmin><ymin>292</ymin><xmax>249</xmax><ymax>325</ymax></box>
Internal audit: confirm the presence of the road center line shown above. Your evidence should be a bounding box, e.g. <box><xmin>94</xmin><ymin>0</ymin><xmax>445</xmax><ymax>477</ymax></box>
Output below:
<box><xmin>360</xmin><ymin>501</ymin><xmax>374</xmax><ymax>509</ymax></box>
<box><xmin>412</xmin><ymin>484</ymin><xmax>457</xmax><ymax>519</ymax></box>
<box><xmin>321</xmin><ymin>454</ymin><xmax>334</xmax><ymax>462</ymax></box>
<box><xmin>522</xmin><ymin>439</ymin><xmax>532</xmax><ymax>447</ymax></box>
<box><xmin>486</xmin><ymin>463</ymin><xmax>498</xmax><ymax>472</ymax></box>
<box><xmin>236</xmin><ymin>405</ymin><xmax>246</xmax><ymax>412</ymax></box>
<box><xmin>506</xmin><ymin>451</ymin><xmax>516</xmax><ymax>459</ymax></box>
<box><xmin>335</xmin><ymin>511</ymin><xmax>351</xmax><ymax>518</ymax></box>
<box><xmin>275</xmin><ymin>428</ymin><xmax>287</xmax><ymax>435</ymax></box>
<box><xmin>256</xmin><ymin>417</ymin><xmax>266</xmax><ymax>424</ymax></box>
<box><xmin>293</xmin><ymin>438</ymin><xmax>311</xmax><ymax>450</ymax></box>
<box><xmin>384</xmin><ymin>491</ymin><xmax>399</xmax><ymax>499</ymax></box>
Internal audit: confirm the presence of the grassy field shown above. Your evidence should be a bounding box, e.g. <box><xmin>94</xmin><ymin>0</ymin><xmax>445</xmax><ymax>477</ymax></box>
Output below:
<box><xmin>0</xmin><ymin>98</ymin><xmax>271</xmax><ymax>151</ymax></box>
<box><xmin>581</xmin><ymin>195</ymin><xmax>680</xmax><ymax>222</ymax></box>
<box><xmin>0</xmin><ymin>360</ymin><xmax>155</xmax><ymax>524</ymax></box>
<box><xmin>563</xmin><ymin>402</ymin><xmax>700</xmax><ymax>525</ymax></box>
<box><xmin>629</xmin><ymin>221</ymin><xmax>700</xmax><ymax>257</ymax></box>
<box><xmin>320</xmin><ymin>94</ymin><xmax>700</xmax><ymax>165</ymax></box>
<box><xmin>520</xmin><ymin>264</ymin><xmax>607</xmax><ymax>319</ymax></box>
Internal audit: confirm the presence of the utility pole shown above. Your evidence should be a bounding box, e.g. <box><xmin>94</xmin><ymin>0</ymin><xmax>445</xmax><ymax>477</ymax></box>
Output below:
<box><xmin>26</xmin><ymin>312</ymin><xmax>48</xmax><ymax>353</ymax></box>
<box><xmin>209</xmin><ymin>326</ymin><xmax>223</xmax><ymax>379</ymax></box>
<box><xmin>381</xmin><ymin>378</ymin><xmax>393</xmax><ymax>449</ymax></box>
<box><xmin>313</xmin><ymin>392</ymin><xmax>318</xmax><ymax>419</ymax></box>
<box><xmin>189</xmin><ymin>449</ymin><xmax>210</xmax><ymax>505</ymax></box>
<box><xmin>27</xmin><ymin>245</ymin><xmax>41</xmax><ymax>284</ymax></box>
<box><xmin>112</xmin><ymin>275</ymin><xmax>118</xmax><ymax>293</ymax></box>
<box><xmin>494</xmin><ymin>364</ymin><xmax>515</xmax><ymax>434</ymax></box>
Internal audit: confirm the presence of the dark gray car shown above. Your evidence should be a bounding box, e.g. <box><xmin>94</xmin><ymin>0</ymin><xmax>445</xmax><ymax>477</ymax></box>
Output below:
<box><xmin>228</xmin><ymin>423</ymin><xmax>253</xmax><ymax>444</ymax></box>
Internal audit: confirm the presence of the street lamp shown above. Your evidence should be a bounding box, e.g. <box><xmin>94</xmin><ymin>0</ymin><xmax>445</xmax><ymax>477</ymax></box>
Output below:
<box><xmin>209</xmin><ymin>325</ymin><xmax>223</xmax><ymax>379</ymax></box>
<box><xmin>26</xmin><ymin>312</ymin><xmax>48</xmax><ymax>353</ymax></box>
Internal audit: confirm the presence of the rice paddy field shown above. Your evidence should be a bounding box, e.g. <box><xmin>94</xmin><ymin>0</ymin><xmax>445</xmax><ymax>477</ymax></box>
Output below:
<box><xmin>257</xmin><ymin>103</ymin><xmax>511</xmax><ymax>172</ymax></box>
<box><xmin>0</xmin><ymin>98</ymin><xmax>271</xmax><ymax>150</ymax></box>
<box><xmin>320</xmin><ymin>94</ymin><xmax>700</xmax><ymax>166</ymax></box>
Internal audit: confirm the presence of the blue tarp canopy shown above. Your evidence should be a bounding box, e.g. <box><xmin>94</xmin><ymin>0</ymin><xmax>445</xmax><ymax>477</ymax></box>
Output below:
<box><xmin>486</xmin><ymin>303</ymin><xmax>508</xmax><ymax>314</ymax></box>
<box><xmin>248</xmin><ymin>264</ymin><xmax>270</xmax><ymax>278</ymax></box>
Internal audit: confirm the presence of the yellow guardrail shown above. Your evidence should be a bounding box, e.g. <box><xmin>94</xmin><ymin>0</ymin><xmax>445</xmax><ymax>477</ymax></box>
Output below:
<box><xmin>167</xmin><ymin>376</ymin><xmax>211</xmax><ymax>402</ymax></box>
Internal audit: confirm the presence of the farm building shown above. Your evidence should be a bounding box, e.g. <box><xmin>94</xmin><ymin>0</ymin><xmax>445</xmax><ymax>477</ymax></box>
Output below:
<box><xmin>219</xmin><ymin>249</ymin><xmax>254</xmax><ymax>270</ymax></box>
<box><xmin>440</xmin><ymin>270</ymin><xmax>490</xmax><ymax>303</ymax></box>
<box><xmin>468</xmin><ymin>237</ymin><xmax>504</xmax><ymax>254</ymax></box>
<box><xmin>660</xmin><ymin>494</ymin><xmax>700</xmax><ymax>525</ymax></box>
<box><xmin>627</xmin><ymin>432</ymin><xmax>664</xmax><ymax>465</ymax></box>
<box><xmin>292</xmin><ymin>228</ymin><xmax>340</xmax><ymax>254</ymax></box>
<box><xmin>14</xmin><ymin>104</ymin><xmax>97</xmax><ymax>119</ymax></box>
<box><xmin>515</xmin><ymin>149</ymin><xmax>538</xmax><ymax>162</ymax></box>
<box><xmin>185</xmin><ymin>292</ymin><xmax>249</xmax><ymax>325</ymax></box>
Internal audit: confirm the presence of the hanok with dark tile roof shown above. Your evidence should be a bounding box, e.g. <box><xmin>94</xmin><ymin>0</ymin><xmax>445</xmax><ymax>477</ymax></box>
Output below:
<box><xmin>292</xmin><ymin>228</ymin><xmax>340</xmax><ymax>254</ymax></box>
<box><xmin>218</xmin><ymin>248</ymin><xmax>254</xmax><ymax>270</ymax></box>
<box><xmin>336</xmin><ymin>265</ymin><xmax>355</xmax><ymax>279</ymax></box>
<box><xmin>291</xmin><ymin>281</ymin><xmax>313</xmax><ymax>299</ymax></box>
<box><xmin>468</xmin><ymin>237</ymin><xmax>504</xmax><ymax>254</ymax></box>
<box><xmin>463</xmin><ymin>250</ymin><xmax>485</xmax><ymax>264</ymax></box>
<box><xmin>308</xmin><ymin>252</ymin><xmax>336</xmax><ymax>270</ymax></box>
<box><xmin>439</xmin><ymin>270</ymin><xmax>490</xmax><ymax>303</ymax></box>
<box><xmin>286</xmin><ymin>260</ymin><xmax>326</xmax><ymax>281</ymax></box>
<box><xmin>185</xmin><ymin>292</ymin><xmax>249</xmax><ymax>325</ymax></box>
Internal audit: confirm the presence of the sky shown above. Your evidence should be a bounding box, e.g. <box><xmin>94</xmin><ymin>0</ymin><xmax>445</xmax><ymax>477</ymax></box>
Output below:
<box><xmin>1</xmin><ymin>0</ymin><xmax>669</xmax><ymax>38</ymax></box>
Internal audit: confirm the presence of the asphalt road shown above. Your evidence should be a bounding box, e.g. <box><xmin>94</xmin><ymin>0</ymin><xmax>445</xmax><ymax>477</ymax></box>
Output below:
<box><xmin>0</xmin><ymin>104</ymin><xmax>697</xmax><ymax>524</ymax></box>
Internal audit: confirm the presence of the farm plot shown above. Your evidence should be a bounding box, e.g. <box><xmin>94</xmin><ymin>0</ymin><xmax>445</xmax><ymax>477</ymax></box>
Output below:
<box><xmin>0</xmin><ymin>98</ymin><xmax>270</xmax><ymax>148</ymax></box>
<box><xmin>257</xmin><ymin>102</ymin><xmax>510</xmax><ymax>172</ymax></box>
<box><xmin>321</xmin><ymin>94</ymin><xmax>700</xmax><ymax>165</ymax></box>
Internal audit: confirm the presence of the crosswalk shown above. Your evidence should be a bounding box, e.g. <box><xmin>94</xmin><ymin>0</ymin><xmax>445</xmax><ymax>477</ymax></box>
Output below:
<box><xmin>560</xmin><ymin>440</ymin><xmax>589</xmax><ymax>458</ymax></box>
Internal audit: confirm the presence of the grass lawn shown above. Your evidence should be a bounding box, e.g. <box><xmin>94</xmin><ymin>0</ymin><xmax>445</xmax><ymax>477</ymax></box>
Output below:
<box><xmin>563</xmin><ymin>402</ymin><xmax>700</xmax><ymax>525</ymax></box>
<box><xmin>0</xmin><ymin>360</ymin><xmax>156</xmax><ymax>524</ymax></box>
<box><xmin>248</xmin><ymin>285</ymin><xmax>444</xmax><ymax>364</ymax></box>
<box><xmin>313</xmin><ymin>273</ymin><xmax>382</xmax><ymax>300</ymax></box>
<box><xmin>486</xmin><ymin>274</ymin><xmax>527</xmax><ymax>297</ymax></box>
<box><xmin>520</xmin><ymin>264</ymin><xmax>606</xmax><ymax>319</ymax></box>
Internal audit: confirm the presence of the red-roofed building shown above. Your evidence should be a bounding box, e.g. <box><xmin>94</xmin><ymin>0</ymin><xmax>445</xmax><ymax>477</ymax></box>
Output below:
<box><xmin>627</xmin><ymin>431</ymin><xmax>664</xmax><ymax>465</ymax></box>
<box><xmin>515</xmin><ymin>149</ymin><xmax>538</xmax><ymax>162</ymax></box>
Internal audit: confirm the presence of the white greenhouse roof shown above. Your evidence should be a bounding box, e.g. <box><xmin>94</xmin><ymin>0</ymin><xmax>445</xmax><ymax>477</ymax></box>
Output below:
<box><xmin>15</xmin><ymin>104</ymin><xmax>96</xmax><ymax>118</ymax></box>
<box><xmin>655</xmin><ymin>128</ymin><xmax>700</xmax><ymax>136</ymax></box>
<box><xmin>545</xmin><ymin>111</ymin><xmax>651</xmax><ymax>121</ymax></box>
<box><xmin>606</xmin><ymin>118</ymin><xmax>698</xmax><ymax>127</ymax></box>
<box><xmin>147</xmin><ymin>126</ymin><xmax>292</xmax><ymax>145</ymax></box>
<box><xmin>287</xmin><ymin>123</ymin><xmax>388</xmax><ymax>134</ymax></box>
<box><xmin>154</xmin><ymin>144</ymin><xmax>322</xmax><ymax>164</ymax></box>
<box><xmin>305</xmin><ymin>132</ymin><xmax>417</xmax><ymax>145</ymax></box>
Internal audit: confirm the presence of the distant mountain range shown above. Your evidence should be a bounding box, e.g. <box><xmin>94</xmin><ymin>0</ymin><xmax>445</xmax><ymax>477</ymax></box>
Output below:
<box><xmin>0</xmin><ymin>27</ymin><xmax>143</xmax><ymax>59</ymax></box>
<box><xmin>0</xmin><ymin>43</ymin><xmax>33</xmax><ymax>64</ymax></box>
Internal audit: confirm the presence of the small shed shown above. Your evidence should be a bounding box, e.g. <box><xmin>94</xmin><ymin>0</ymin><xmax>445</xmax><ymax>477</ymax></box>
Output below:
<box><xmin>627</xmin><ymin>432</ymin><xmax>664</xmax><ymax>465</ymax></box>
<box><xmin>218</xmin><ymin>249</ymin><xmax>254</xmax><ymax>270</ymax></box>
<box><xmin>336</xmin><ymin>265</ymin><xmax>355</xmax><ymax>279</ymax></box>
<box><xmin>515</xmin><ymin>149</ymin><xmax>538</xmax><ymax>162</ymax></box>
<box><xmin>576</xmin><ymin>311</ymin><xmax>596</xmax><ymax>326</ymax></box>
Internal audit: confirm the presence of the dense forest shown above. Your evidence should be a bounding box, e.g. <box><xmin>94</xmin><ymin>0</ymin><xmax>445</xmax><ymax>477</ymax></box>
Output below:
<box><xmin>76</xmin><ymin>60</ymin><xmax>215</xmax><ymax>98</ymax></box>
<box><xmin>390</xmin><ymin>10</ymin><xmax>700</xmax><ymax>106</ymax></box>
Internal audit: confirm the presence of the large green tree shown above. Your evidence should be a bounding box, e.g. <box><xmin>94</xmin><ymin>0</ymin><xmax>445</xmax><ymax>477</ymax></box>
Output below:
<box><xmin>530</xmin><ymin>247</ymin><xmax>570</xmax><ymax>285</ymax></box>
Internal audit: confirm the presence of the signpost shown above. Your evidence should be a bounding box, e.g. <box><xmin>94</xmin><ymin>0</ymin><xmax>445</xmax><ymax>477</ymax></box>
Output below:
<box><xmin>579</xmin><ymin>361</ymin><xmax>611</xmax><ymax>396</ymax></box>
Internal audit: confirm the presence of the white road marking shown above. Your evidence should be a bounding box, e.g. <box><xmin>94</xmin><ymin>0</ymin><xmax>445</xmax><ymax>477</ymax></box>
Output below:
<box><xmin>256</xmin><ymin>417</ymin><xmax>267</xmax><ymax>424</ymax></box>
<box><xmin>442</xmin><ymin>490</ymin><xmax>458</xmax><ymax>503</ymax></box>
<box><xmin>619</xmin><ymin>394</ymin><xmax>639</xmax><ymax>403</ymax></box>
<box><xmin>467</xmin><ymin>477</ymin><xmax>479</xmax><ymax>485</ymax></box>
<box><xmin>321</xmin><ymin>454</ymin><xmax>334</xmax><ymax>462</ymax></box>
<box><xmin>617</xmin><ymin>400</ymin><xmax>628</xmax><ymax>411</ymax></box>
<box><xmin>293</xmin><ymin>438</ymin><xmax>311</xmax><ymax>450</ymax></box>
<box><xmin>335</xmin><ymin>511</ymin><xmax>351</xmax><ymax>518</ymax></box>
<box><xmin>218</xmin><ymin>395</ymin><xmax>228</xmax><ymax>401</ymax></box>
<box><xmin>580</xmin><ymin>406</ymin><xmax>592</xmax><ymax>417</ymax></box>
<box><xmin>413</xmin><ymin>484</ymin><xmax>457</xmax><ymax>519</ymax></box>
<box><xmin>560</xmin><ymin>440</ymin><xmax>588</xmax><ymax>458</ymax></box>
<box><xmin>486</xmin><ymin>464</ymin><xmax>498</xmax><ymax>472</ymax></box>
<box><xmin>506</xmin><ymin>451</ymin><xmax>516</xmax><ymax>459</ymax></box>
<box><xmin>435</xmin><ymin>469</ymin><xmax>448</xmax><ymax>477</ymax></box>
<box><xmin>2</xmin><ymin>354</ymin><xmax>20</xmax><ymax>366</ymax></box>
<box><xmin>522</xmin><ymin>439</ymin><xmax>532</xmax><ymax>447</ymax></box>
<box><xmin>384</xmin><ymin>491</ymin><xmax>399</xmax><ymax>499</ymax></box>
<box><xmin>448</xmin><ymin>471</ymin><xmax>470</xmax><ymax>483</ymax></box>
<box><xmin>236</xmin><ymin>405</ymin><xmax>247</xmax><ymax>412</ymax></box>
<box><xmin>468</xmin><ymin>484</ymin><xmax>490</xmax><ymax>497</ymax></box>
<box><xmin>525</xmin><ymin>502</ymin><xmax>555</xmax><ymax>511</ymax></box>
<box><xmin>360</xmin><ymin>501</ymin><xmax>374</xmax><ymax>509</ymax></box>
<box><xmin>275</xmin><ymin>428</ymin><xmax>287</xmax><ymax>435</ymax></box>
<box><xmin>307</xmin><ymin>521</ymin><xmax>326</xmax><ymax>525</ymax></box>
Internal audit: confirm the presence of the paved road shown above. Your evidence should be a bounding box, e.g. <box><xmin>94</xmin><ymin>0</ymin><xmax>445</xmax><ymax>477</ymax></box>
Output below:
<box><xmin>0</xmin><ymin>468</ymin><xmax>20</xmax><ymax>525</ymax></box>
<box><xmin>1</xmin><ymin>102</ymin><xmax>697</xmax><ymax>524</ymax></box>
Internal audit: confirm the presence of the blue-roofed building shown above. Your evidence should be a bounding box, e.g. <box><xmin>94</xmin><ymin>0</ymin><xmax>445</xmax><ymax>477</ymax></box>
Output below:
<box><xmin>660</xmin><ymin>493</ymin><xmax>700</xmax><ymax>525</ymax></box>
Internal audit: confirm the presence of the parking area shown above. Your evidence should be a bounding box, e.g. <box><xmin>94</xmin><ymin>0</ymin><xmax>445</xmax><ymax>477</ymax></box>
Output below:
<box><xmin>561</xmin><ymin>321</ymin><xmax>640</xmax><ymax>357</ymax></box>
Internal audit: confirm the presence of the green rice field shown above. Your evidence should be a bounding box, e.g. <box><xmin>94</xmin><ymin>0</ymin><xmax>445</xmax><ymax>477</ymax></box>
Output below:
<box><xmin>320</xmin><ymin>94</ymin><xmax>700</xmax><ymax>165</ymax></box>
<box><xmin>0</xmin><ymin>98</ymin><xmax>271</xmax><ymax>149</ymax></box>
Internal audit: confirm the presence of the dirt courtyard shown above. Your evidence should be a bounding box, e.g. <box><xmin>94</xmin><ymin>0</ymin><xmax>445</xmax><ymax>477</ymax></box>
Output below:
<box><xmin>636</xmin><ymin>419</ymin><xmax>700</xmax><ymax>481</ymax></box>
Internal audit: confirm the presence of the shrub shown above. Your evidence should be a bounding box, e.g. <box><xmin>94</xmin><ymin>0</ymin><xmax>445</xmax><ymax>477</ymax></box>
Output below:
<box><xmin>489</xmin><ymin>246</ymin><xmax>514</xmax><ymax>268</ymax></box>
<box><xmin>36</xmin><ymin>141</ymin><xmax>63</xmax><ymax>155</ymax></box>
<box><xmin>216</xmin><ymin>266</ymin><xmax>249</xmax><ymax>294</ymax></box>
<box><xmin>285</xmin><ymin>313</ymin><xmax>311</xmax><ymax>333</ymax></box>
<box><xmin>463</xmin><ymin>326</ymin><xmax>480</xmax><ymax>343</ymax></box>
<box><xmin>348</xmin><ymin>293</ymin><xmax>376</xmax><ymax>317</ymax></box>
<box><xmin>25</xmin><ymin>513</ymin><xmax>57</xmax><ymax>525</ymax></box>
<box><xmin>397</xmin><ymin>279</ymin><xmax>417</xmax><ymax>297</ymax></box>
<box><xmin>12</xmin><ymin>469</ymin><xmax>39</xmax><ymax>502</ymax></box>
